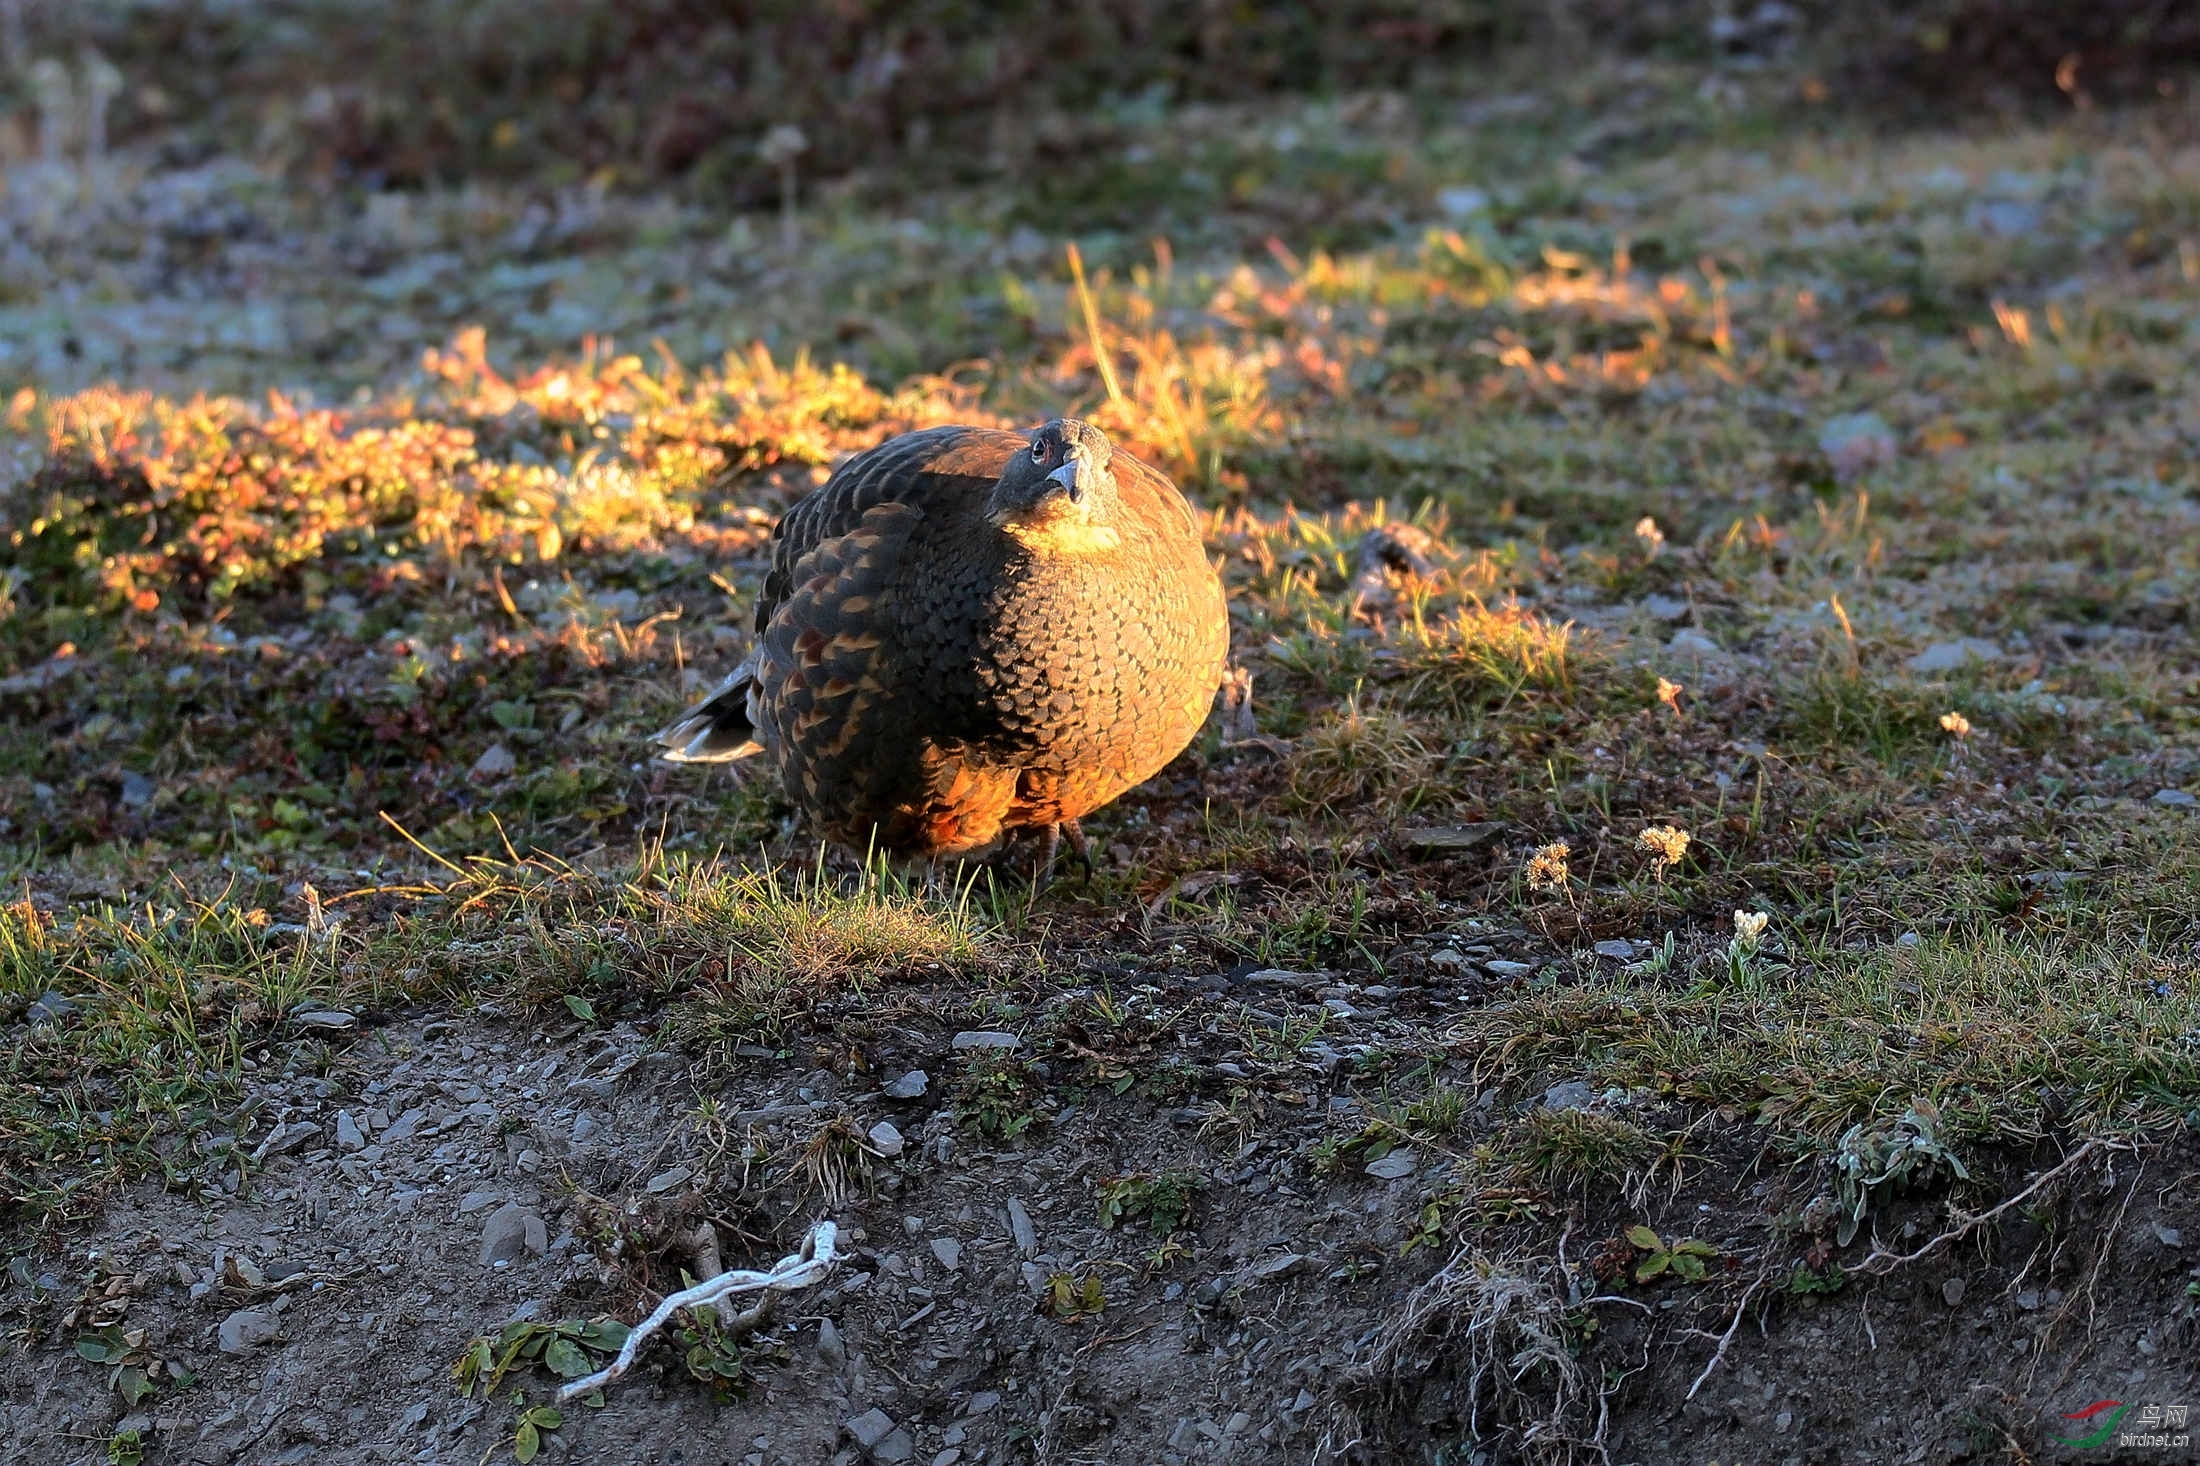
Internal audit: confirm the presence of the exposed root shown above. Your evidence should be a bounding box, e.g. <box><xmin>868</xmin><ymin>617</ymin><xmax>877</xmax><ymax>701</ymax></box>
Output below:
<box><xmin>554</xmin><ymin>1220</ymin><xmax>839</xmax><ymax>1406</ymax></box>
<box><xmin>1683</xmin><ymin>1272</ymin><xmax>1768</xmax><ymax>1401</ymax></box>
<box><xmin>1321</xmin><ymin>1246</ymin><xmax>1609</xmax><ymax>1466</ymax></box>
<box><xmin>1852</xmin><ymin>1137</ymin><xmax>2124</xmax><ymax>1278</ymax></box>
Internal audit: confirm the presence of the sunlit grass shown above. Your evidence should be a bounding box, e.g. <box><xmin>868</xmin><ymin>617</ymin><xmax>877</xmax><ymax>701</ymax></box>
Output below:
<box><xmin>1</xmin><ymin>894</ymin><xmax>337</xmax><ymax>1225</ymax></box>
<box><xmin>1399</xmin><ymin>599</ymin><xmax>1581</xmax><ymax>711</ymax></box>
<box><xmin>1285</xmin><ymin>694</ymin><xmax>1440</xmax><ymax>817</ymax></box>
<box><xmin>1453</xmin><ymin>921</ymin><xmax>2200</xmax><ymax>1147</ymax></box>
<box><xmin>0</xmin><ymin>843</ymin><xmax>991</xmax><ymax>1225</ymax></box>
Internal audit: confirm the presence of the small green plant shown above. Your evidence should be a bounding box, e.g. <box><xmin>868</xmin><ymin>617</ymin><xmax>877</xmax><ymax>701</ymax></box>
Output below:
<box><xmin>1307</xmin><ymin>1117</ymin><xmax>1410</xmax><ymax>1175</ymax></box>
<box><xmin>1832</xmin><ymin>1096</ymin><xmax>1971</xmax><ymax>1246</ymax></box>
<box><xmin>1238</xmin><ymin>1007</ymin><xmax>1332</xmax><ymax>1066</ymax></box>
<box><xmin>75</xmin><ymin>1324</ymin><xmax>189</xmax><ymax>1408</ymax></box>
<box><xmin>454</xmin><ymin>1317</ymin><xmax>631</xmax><ymax>1461</ymax></box>
<box><xmin>1787</xmin><ymin>1259</ymin><xmax>1847</xmax><ymax>1296</ymax></box>
<box><xmin>1394</xmin><ymin>1085</ymin><xmax>1468</xmax><ymax>1140</ymax></box>
<box><xmin>511</xmin><ymin>1403</ymin><xmax>563</xmax><ymax>1463</ymax></box>
<box><xmin>1144</xmin><ymin>1235</ymin><xmax>1194</xmax><ymax>1274</ymax></box>
<box><xmin>1624</xmin><ymin>1225</ymin><xmax>1718</xmax><ymax>1283</ymax></box>
<box><xmin>452</xmin><ymin>1316</ymin><xmax>630</xmax><ymax>1401</ymax></box>
<box><xmin>1627</xmin><ymin>931</ymin><xmax>1678</xmax><ymax>977</ymax></box>
<box><xmin>673</xmin><ymin>1304</ymin><xmax>762</xmax><ymax>1398</ymax></box>
<box><xmin>1401</xmin><ymin>1198</ymin><xmax>1452</xmax><ymax>1255</ymax></box>
<box><xmin>1507</xmin><ymin>1107</ymin><xmax>1661</xmax><ymax>1195</ymax></box>
<box><xmin>1042</xmin><ymin>1270</ymin><xmax>1107</xmax><ymax>1321</ymax></box>
<box><xmin>956</xmin><ymin>1052</ymin><xmax>1041</xmax><ymax>1138</ymax></box>
<box><xmin>1136</xmin><ymin>1057</ymin><xmax>1200</xmax><ymax>1100</ymax></box>
<box><xmin>1096</xmin><ymin>1171</ymin><xmax>1200</xmax><ymax>1234</ymax></box>
<box><xmin>106</xmin><ymin>1429</ymin><xmax>145</xmax><ymax>1466</ymax></box>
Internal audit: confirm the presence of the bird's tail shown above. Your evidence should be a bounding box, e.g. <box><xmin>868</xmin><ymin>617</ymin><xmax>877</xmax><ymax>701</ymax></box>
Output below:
<box><xmin>651</xmin><ymin>662</ymin><xmax>767</xmax><ymax>763</ymax></box>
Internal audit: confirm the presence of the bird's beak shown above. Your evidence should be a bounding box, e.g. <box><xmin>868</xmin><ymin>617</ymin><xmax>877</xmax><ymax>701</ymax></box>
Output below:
<box><xmin>1046</xmin><ymin>459</ymin><xmax>1082</xmax><ymax>502</ymax></box>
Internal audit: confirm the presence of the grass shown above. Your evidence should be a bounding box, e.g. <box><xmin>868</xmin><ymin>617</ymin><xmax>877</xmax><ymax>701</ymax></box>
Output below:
<box><xmin>1456</xmin><ymin>840</ymin><xmax>2200</xmax><ymax>1147</ymax></box>
<box><xmin>0</xmin><ymin>847</ymin><xmax>986</xmax><ymax>1228</ymax></box>
<box><xmin>0</xmin><ymin>18</ymin><xmax>2196</xmax><ymax>1395</ymax></box>
<box><xmin>1500</xmin><ymin>1108</ymin><xmax>1666</xmax><ymax>1198</ymax></box>
<box><xmin>1</xmin><ymin>892</ymin><xmax>330</xmax><ymax>1225</ymax></box>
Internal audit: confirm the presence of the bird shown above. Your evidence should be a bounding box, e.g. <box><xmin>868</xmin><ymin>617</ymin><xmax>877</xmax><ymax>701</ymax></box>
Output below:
<box><xmin>652</xmin><ymin>418</ymin><xmax>1229</xmax><ymax>874</ymax></box>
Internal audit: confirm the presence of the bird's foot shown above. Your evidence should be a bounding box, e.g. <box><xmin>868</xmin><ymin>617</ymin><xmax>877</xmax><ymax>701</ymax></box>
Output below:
<box><xmin>1031</xmin><ymin>819</ymin><xmax>1094</xmax><ymax>892</ymax></box>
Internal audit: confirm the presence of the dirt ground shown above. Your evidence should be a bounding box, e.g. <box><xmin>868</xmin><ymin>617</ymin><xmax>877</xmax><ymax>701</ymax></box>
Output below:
<box><xmin>8</xmin><ymin>965</ymin><xmax>2198</xmax><ymax>1466</ymax></box>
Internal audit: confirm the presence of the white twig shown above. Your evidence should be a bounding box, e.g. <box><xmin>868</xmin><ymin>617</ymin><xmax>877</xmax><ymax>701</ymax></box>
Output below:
<box><xmin>1852</xmin><ymin>1138</ymin><xmax>2117</xmax><ymax>1277</ymax></box>
<box><xmin>1684</xmin><ymin>1277</ymin><xmax>1763</xmax><ymax>1401</ymax></box>
<box><xmin>555</xmin><ymin>1220</ymin><xmax>839</xmax><ymax>1405</ymax></box>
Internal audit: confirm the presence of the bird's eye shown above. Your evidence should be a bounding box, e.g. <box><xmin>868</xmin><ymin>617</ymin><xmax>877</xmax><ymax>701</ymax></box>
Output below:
<box><xmin>1031</xmin><ymin>441</ymin><xmax>1048</xmax><ymax>462</ymax></box>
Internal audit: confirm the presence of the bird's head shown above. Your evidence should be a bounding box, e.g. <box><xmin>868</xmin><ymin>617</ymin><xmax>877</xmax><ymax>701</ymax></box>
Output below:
<box><xmin>986</xmin><ymin>418</ymin><xmax>1122</xmax><ymax>553</ymax></box>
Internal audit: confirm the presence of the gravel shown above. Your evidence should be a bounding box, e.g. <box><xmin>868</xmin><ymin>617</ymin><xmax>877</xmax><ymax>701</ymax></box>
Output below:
<box><xmin>479</xmin><ymin>1202</ymin><xmax>548</xmax><ymax>1266</ymax></box>
<box><xmin>950</xmin><ymin>1030</ymin><xmax>1020</xmax><ymax>1052</ymax></box>
<box><xmin>217</xmin><ymin>1308</ymin><xmax>280</xmax><ymax>1353</ymax></box>
<box><xmin>1006</xmin><ymin>1198</ymin><xmax>1038</xmax><ymax>1257</ymax></box>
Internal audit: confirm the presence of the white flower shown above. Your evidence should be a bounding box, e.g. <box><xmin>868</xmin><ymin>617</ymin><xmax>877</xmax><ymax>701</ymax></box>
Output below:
<box><xmin>1733</xmin><ymin>910</ymin><xmax>1770</xmax><ymax>944</ymax></box>
<box><xmin>757</xmin><ymin>124</ymin><xmax>809</xmax><ymax>167</ymax></box>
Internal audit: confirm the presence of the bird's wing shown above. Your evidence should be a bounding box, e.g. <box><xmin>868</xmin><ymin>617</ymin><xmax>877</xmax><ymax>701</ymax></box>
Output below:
<box><xmin>1110</xmin><ymin>448</ymin><xmax>1205</xmax><ymax>543</ymax></box>
<box><xmin>756</xmin><ymin>425</ymin><xmax>1025</xmax><ymax>632</ymax></box>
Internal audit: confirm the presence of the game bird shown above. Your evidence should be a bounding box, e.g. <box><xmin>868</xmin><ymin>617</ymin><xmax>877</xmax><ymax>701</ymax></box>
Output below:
<box><xmin>653</xmin><ymin>419</ymin><xmax>1229</xmax><ymax>875</ymax></box>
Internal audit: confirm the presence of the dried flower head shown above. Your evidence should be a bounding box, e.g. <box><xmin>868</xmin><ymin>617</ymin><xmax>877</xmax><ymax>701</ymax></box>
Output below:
<box><xmin>757</xmin><ymin>123</ymin><xmax>809</xmax><ymax>167</ymax></box>
<box><xmin>1656</xmin><ymin>676</ymin><xmax>1684</xmax><ymax>714</ymax></box>
<box><xmin>1733</xmin><ymin>909</ymin><xmax>1770</xmax><ymax>945</ymax></box>
<box><xmin>1637</xmin><ymin>824</ymin><xmax>1690</xmax><ymax>873</ymax></box>
<box><xmin>1525</xmin><ymin>841</ymin><xmax>1572</xmax><ymax>894</ymax></box>
<box><xmin>1634</xmin><ymin>516</ymin><xmax>1666</xmax><ymax>555</ymax></box>
<box><xmin>1938</xmin><ymin>710</ymin><xmax>1972</xmax><ymax>739</ymax></box>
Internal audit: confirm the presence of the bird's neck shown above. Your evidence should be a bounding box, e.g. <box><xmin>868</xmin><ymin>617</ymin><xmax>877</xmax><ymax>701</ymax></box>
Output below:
<box><xmin>997</xmin><ymin>518</ymin><xmax>1123</xmax><ymax>556</ymax></box>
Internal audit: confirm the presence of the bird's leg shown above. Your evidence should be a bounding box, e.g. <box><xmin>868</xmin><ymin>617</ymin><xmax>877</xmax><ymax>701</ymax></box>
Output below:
<box><xmin>1023</xmin><ymin>822</ymin><xmax>1094</xmax><ymax>897</ymax></box>
<box><xmin>914</xmin><ymin>855</ymin><xmax>950</xmax><ymax>903</ymax></box>
<box><xmin>1033</xmin><ymin>823</ymin><xmax>1062</xmax><ymax>891</ymax></box>
<box><xmin>1059</xmin><ymin>819</ymin><xmax>1094</xmax><ymax>882</ymax></box>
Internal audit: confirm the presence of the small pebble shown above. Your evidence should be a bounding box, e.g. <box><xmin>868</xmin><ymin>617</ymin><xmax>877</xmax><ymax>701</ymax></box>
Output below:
<box><xmin>1006</xmin><ymin>1198</ymin><xmax>1038</xmax><ymax>1256</ymax></box>
<box><xmin>217</xmin><ymin>1309</ymin><xmax>280</xmax><ymax>1353</ymax></box>
<box><xmin>950</xmin><ymin>1030</ymin><xmax>1020</xmax><ymax>1052</ymax></box>
<box><xmin>844</xmin><ymin>1408</ymin><xmax>896</xmax><ymax>1450</ymax></box>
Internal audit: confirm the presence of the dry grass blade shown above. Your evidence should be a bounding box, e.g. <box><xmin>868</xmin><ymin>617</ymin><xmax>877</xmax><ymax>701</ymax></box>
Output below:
<box><xmin>1065</xmin><ymin>242</ymin><xmax>1125</xmax><ymax>413</ymax></box>
<box><xmin>797</xmin><ymin>1114</ymin><xmax>875</xmax><ymax>1211</ymax></box>
<box><xmin>1324</xmin><ymin>1246</ymin><xmax>1609</xmax><ymax>1466</ymax></box>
